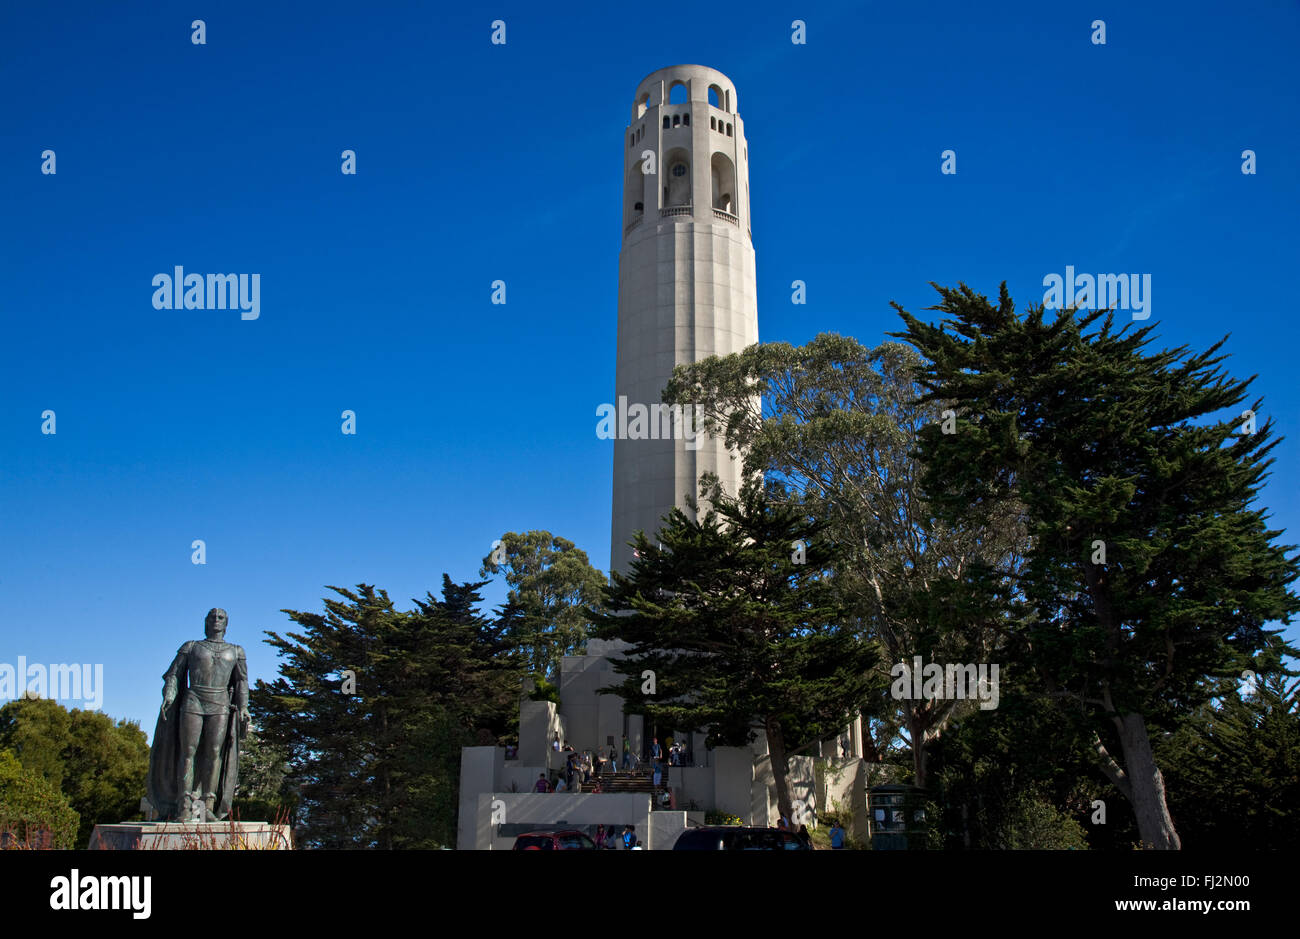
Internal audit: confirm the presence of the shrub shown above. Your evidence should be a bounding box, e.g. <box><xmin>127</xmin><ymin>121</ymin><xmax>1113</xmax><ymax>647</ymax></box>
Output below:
<box><xmin>0</xmin><ymin>750</ymin><xmax>79</xmax><ymax>849</ymax></box>
<box><xmin>993</xmin><ymin>789</ymin><xmax>1089</xmax><ymax>850</ymax></box>
<box><xmin>704</xmin><ymin>810</ymin><xmax>743</xmax><ymax>826</ymax></box>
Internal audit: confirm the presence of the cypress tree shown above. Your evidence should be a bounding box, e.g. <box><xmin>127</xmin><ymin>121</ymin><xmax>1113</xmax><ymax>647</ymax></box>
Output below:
<box><xmin>895</xmin><ymin>283</ymin><xmax>1300</xmax><ymax>849</ymax></box>
<box><xmin>593</xmin><ymin>481</ymin><xmax>879</xmax><ymax>824</ymax></box>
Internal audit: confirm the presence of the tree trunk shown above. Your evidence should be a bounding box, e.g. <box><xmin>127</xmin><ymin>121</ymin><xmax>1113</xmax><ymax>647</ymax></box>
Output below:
<box><xmin>1094</xmin><ymin>714</ymin><xmax>1181</xmax><ymax>849</ymax></box>
<box><xmin>379</xmin><ymin>701</ymin><xmax>392</xmax><ymax>851</ymax></box>
<box><xmin>907</xmin><ymin>709</ymin><xmax>928</xmax><ymax>790</ymax></box>
<box><xmin>1115</xmin><ymin>713</ymin><xmax>1180</xmax><ymax>850</ymax></box>
<box><xmin>765</xmin><ymin>715</ymin><xmax>795</xmax><ymax>827</ymax></box>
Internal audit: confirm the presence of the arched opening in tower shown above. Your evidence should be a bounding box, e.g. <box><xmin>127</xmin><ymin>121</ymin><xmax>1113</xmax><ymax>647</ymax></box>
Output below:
<box><xmin>711</xmin><ymin>152</ymin><xmax>736</xmax><ymax>215</ymax></box>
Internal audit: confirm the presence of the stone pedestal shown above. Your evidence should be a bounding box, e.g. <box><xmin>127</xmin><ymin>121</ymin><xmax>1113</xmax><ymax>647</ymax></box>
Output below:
<box><xmin>88</xmin><ymin>821</ymin><xmax>292</xmax><ymax>850</ymax></box>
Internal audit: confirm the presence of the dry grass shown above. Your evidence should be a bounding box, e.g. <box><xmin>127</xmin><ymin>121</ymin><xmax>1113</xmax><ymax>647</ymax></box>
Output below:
<box><xmin>139</xmin><ymin>805</ymin><xmax>294</xmax><ymax>850</ymax></box>
<box><xmin>0</xmin><ymin>822</ymin><xmax>55</xmax><ymax>850</ymax></box>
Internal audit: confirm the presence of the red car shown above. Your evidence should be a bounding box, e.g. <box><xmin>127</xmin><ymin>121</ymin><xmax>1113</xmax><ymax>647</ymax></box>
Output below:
<box><xmin>512</xmin><ymin>829</ymin><xmax>598</xmax><ymax>850</ymax></box>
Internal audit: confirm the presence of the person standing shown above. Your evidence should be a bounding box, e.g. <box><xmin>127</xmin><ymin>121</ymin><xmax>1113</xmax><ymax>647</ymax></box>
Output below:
<box><xmin>830</xmin><ymin>820</ymin><xmax>845</xmax><ymax>849</ymax></box>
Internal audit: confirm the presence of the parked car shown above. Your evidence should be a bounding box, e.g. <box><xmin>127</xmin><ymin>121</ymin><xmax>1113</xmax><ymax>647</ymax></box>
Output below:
<box><xmin>512</xmin><ymin>829</ymin><xmax>598</xmax><ymax>850</ymax></box>
<box><xmin>672</xmin><ymin>826</ymin><xmax>810</xmax><ymax>850</ymax></box>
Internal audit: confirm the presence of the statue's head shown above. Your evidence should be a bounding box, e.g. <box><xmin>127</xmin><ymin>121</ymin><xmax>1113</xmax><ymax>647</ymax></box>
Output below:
<box><xmin>205</xmin><ymin>608</ymin><xmax>229</xmax><ymax>640</ymax></box>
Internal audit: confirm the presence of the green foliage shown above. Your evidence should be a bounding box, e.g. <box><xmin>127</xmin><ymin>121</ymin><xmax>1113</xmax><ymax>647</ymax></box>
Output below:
<box><xmin>480</xmin><ymin>530</ymin><xmax>607</xmax><ymax>680</ymax></box>
<box><xmin>1157</xmin><ymin>667</ymin><xmax>1300</xmax><ymax>849</ymax></box>
<box><xmin>593</xmin><ymin>479</ymin><xmax>880</xmax><ymax>820</ymax></box>
<box><xmin>0</xmin><ymin>697</ymin><xmax>148</xmax><ymax>846</ymax></box>
<box><xmin>527</xmin><ymin>676</ymin><xmax>560</xmax><ymax>704</ymax></box>
<box><xmin>0</xmin><ymin>748</ymin><xmax>79</xmax><ymax>849</ymax></box>
<box><xmin>992</xmin><ymin>790</ymin><xmax>1090</xmax><ymax>850</ymax></box>
<box><xmin>232</xmin><ymin>729</ymin><xmax>297</xmax><ymax>820</ymax></box>
<box><xmin>704</xmin><ymin>810</ymin><xmax>742</xmax><ymax>826</ymax></box>
<box><xmin>0</xmin><ymin>696</ymin><xmax>68</xmax><ymax>783</ymax></box>
<box><xmin>925</xmin><ymin>687</ymin><xmax>1126</xmax><ymax>850</ymax></box>
<box><xmin>895</xmin><ymin>283</ymin><xmax>1299</xmax><ymax>725</ymax></box>
<box><xmin>826</xmin><ymin>799</ymin><xmax>868</xmax><ymax>849</ymax></box>
<box><xmin>666</xmin><ymin>335</ymin><xmax>1028</xmax><ymax>788</ymax></box>
<box><xmin>895</xmin><ymin>283</ymin><xmax>1300</xmax><ymax>848</ymax></box>
<box><xmin>252</xmin><ymin>577</ymin><xmax>522</xmax><ymax>849</ymax></box>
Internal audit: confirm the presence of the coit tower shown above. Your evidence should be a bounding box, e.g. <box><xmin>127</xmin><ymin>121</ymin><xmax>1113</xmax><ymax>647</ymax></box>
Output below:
<box><xmin>611</xmin><ymin>65</ymin><xmax>759</xmax><ymax>574</ymax></box>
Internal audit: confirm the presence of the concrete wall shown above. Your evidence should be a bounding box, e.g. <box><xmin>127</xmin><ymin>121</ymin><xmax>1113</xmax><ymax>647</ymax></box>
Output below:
<box><xmin>473</xmin><ymin>792</ymin><xmax>656</xmax><ymax>850</ymax></box>
<box><xmin>817</xmin><ymin>714</ymin><xmax>865</xmax><ymax>760</ymax></box>
<box><xmin>558</xmin><ymin>653</ymin><xmax>625</xmax><ymax>754</ymax></box>
<box><xmin>788</xmin><ymin>756</ymin><xmax>818</xmax><ymax>826</ymax></box>
<box><xmin>819</xmin><ymin>757</ymin><xmax>868</xmax><ymax>842</ymax></box>
<box><xmin>457</xmin><ymin>746</ymin><xmax>500</xmax><ymax>850</ymax></box>
<box><xmin>712</xmin><ymin>747</ymin><xmax>753</xmax><ymax>821</ymax></box>
<box><xmin>504</xmin><ymin>764</ymin><xmax>548</xmax><ymax>794</ymax></box>
<box><xmin>650</xmin><ymin>811</ymin><xmax>691</xmax><ymax>850</ymax></box>
<box><xmin>627</xmin><ymin>713</ymin><xmax>643</xmax><ymax>763</ymax></box>
<box><xmin>519</xmin><ymin>699</ymin><xmax>565</xmax><ymax>765</ymax></box>
<box><xmin>673</xmin><ymin>765</ymin><xmax>714</xmax><ymax>811</ymax></box>
<box><xmin>751</xmin><ymin>734</ymin><xmax>817</xmax><ymax>828</ymax></box>
<box><xmin>597</xmin><ymin>673</ymin><xmax>624</xmax><ymax>754</ymax></box>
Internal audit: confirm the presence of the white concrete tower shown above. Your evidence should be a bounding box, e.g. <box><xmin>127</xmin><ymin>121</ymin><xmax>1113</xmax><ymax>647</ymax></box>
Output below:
<box><xmin>611</xmin><ymin>65</ymin><xmax>759</xmax><ymax>574</ymax></box>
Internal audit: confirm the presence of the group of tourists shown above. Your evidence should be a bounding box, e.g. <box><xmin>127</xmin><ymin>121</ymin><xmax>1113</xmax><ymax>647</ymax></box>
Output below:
<box><xmin>550</xmin><ymin>734</ymin><xmax>689</xmax><ymax>772</ymax></box>
<box><xmin>534</xmin><ymin>734</ymin><xmax>693</xmax><ymax>800</ymax></box>
<box><xmin>774</xmin><ymin>816</ymin><xmax>816</xmax><ymax>849</ymax></box>
<box><xmin>593</xmin><ymin>823</ymin><xmax>640</xmax><ymax>850</ymax></box>
<box><xmin>648</xmin><ymin>736</ymin><xmax>687</xmax><ymax>765</ymax></box>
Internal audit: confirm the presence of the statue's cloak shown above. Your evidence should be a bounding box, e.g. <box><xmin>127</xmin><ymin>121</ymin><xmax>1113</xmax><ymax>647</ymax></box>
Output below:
<box><xmin>146</xmin><ymin>691</ymin><xmax>184</xmax><ymax>820</ymax></box>
<box><xmin>146</xmin><ymin>641</ymin><xmax>242</xmax><ymax>821</ymax></box>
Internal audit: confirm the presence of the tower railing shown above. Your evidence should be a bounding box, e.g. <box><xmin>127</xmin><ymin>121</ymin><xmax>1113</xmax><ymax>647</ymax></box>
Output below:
<box><xmin>660</xmin><ymin>205</ymin><xmax>692</xmax><ymax>218</ymax></box>
<box><xmin>712</xmin><ymin>208</ymin><xmax>739</xmax><ymax>226</ymax></box>
<box><xmin>625</xmin><ymin>216</ymin><xmax>643</xmax><ymax>235</ymax></box>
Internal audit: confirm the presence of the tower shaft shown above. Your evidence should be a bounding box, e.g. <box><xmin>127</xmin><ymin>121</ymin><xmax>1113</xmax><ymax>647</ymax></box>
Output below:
<box><xmin>611</xmin><ymin>65</ymin><xmax>758</xmax><ymax>574</ymax></box>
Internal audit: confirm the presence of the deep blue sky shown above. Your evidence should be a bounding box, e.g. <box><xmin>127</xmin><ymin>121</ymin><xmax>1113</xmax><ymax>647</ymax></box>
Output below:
<box><xmin>2</xmin><ymin>1</ymin><xmax>1297</xmax><ymax>735</ymax></box>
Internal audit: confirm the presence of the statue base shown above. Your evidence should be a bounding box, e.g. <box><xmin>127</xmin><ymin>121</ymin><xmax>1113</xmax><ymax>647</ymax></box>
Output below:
<box><xmin>89</xmin><ymin>821</ymin><xmax>293</xmax><ymax>851</ymax></box>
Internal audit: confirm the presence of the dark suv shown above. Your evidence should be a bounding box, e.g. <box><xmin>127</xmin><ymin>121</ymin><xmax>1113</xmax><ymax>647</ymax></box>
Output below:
<box><xmin>672</xmin><ymin>826</ymin><xmax>810</xmax><ymax>850</ymax></box>
<box><xmin>512</xmin><ymin>829</ymin><xmax>598</xmax><ymax>850</ymax></box>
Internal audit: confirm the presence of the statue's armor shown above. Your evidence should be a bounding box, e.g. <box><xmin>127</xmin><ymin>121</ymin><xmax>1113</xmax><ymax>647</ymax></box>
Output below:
<box><xmin>164</xmin><ymin>639</ymin><xmax>247</xmax><ymax>716</ymax></box>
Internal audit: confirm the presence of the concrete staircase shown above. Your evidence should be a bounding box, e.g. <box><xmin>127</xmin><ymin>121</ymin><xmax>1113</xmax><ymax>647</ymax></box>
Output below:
<box><xmin>587</xmin><ymin>769</ymin><xmax>657</xmax><ymax>795</ymax></box>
